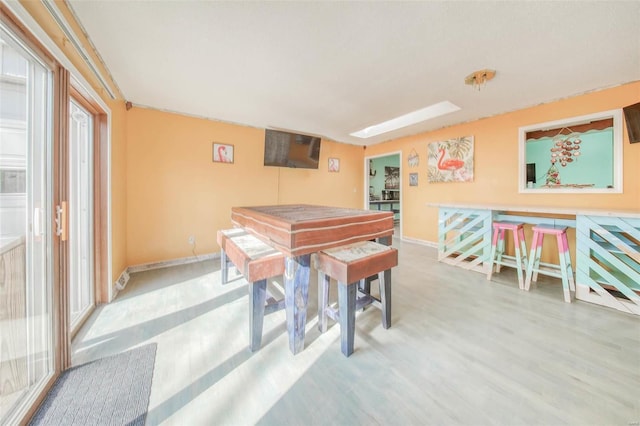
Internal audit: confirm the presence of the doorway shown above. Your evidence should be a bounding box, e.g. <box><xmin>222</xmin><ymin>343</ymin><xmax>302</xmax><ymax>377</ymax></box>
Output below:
<box><xmin>365</xmin><ymin>152</ymin><xmax>402</xmax><ymax>237</ymax></box>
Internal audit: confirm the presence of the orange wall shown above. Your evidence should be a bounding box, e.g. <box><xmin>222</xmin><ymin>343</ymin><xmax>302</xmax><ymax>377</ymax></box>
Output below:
<box><xmin>367</xmin><ymin>81</ymin><xmax>640</xmax><ymax>245</ymax></box>
<box><xmin>125</xmin><ymin>107</ymin><xmax>363</xmax><ymax>265</ymax></box>
<box><xmin>108</xmin><ymin>100</ymin><xmax>128</xmax><ymax>282</ymax></box>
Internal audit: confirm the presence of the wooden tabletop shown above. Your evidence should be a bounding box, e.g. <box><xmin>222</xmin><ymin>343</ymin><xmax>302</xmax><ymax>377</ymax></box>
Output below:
<box><xmin>231</xmin><ymin>204</ymin><xmax>394</xmax><ymax>256</ymax></box>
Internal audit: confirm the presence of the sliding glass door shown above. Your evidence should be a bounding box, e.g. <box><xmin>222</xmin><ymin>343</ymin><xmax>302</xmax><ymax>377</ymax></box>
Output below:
<box><xmin>0</xmin><ymin>26</ymin><xmax>55</xmax><ymax>423</ymax></box>
<box><xmin>68</xmin><ymin>100</ymin><xmax>93</xmax><ymax>330</ymax></box>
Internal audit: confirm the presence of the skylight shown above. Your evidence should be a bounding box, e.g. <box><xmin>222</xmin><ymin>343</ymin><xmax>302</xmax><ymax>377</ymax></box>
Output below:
<box><xmin>350</xmin><ymin>101</ymin><xmax>461</xmax><ymax>139</ymax></box>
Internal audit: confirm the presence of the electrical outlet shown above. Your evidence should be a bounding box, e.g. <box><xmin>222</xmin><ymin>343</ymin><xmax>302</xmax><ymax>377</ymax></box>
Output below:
<box><xmin>188</xmin><ymin>235</ymin><xmax>195</xmax><ymax>245</ymax></box>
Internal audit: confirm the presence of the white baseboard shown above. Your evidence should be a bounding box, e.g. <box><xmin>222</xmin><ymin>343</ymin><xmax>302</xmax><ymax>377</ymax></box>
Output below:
<box><xmin>127</xmin><ymin>252</ymin><xmax>219</xmax><ymax>274</ymax></box>
<box><xmin>110</xmin><ymin>253</ymin><xmax>219</xmax><ymax>300</ymax></box>
<box><xmin>401</xmin><ymin>236</ymin><xmax>438</xmax><ymax>248</ymax></box>
<box><xmin>111</xmin><ymin>269</ymin><xmax>130</xmax><ymax>300</ymax></box>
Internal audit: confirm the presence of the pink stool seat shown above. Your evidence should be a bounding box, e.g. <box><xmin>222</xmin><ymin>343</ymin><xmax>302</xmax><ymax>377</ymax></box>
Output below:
<box><xmin>487</xmin><ymin>221</ymin><xmax>528</xmax><ymax>289</ymax></box>
<box><xmin>525</xmin><ymin>224</ymin><xmax>575</xmax><ymax>303</ymax></box>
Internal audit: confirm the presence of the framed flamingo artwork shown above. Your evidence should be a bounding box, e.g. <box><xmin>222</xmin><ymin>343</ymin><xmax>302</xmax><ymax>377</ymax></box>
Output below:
<box><xmin>328</xmin><ymin>158</ymin><xmax>340</xmax><ymax>172</ymax></box>
<box><xmin>212</xmin><ymin>142</ymin><xmax>234</xmax><ymax>163</ymax></box>
<box><xmin>427</xmin><ymin>136</ymin><xmax>474</xmax><ymax>183</ymax></box>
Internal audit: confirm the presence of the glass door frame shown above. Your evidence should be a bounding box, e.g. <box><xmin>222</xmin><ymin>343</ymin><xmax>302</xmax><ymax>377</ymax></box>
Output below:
<box><xmin>0</xmin><ymin>7</ymin><xmax>61</xmax><ymax>424</ymax></box>
<box><xmin>68</xmin><ymin>85</ymin><xmax>107</xmax><ymax>337</ymax></box>
<box><xmin>1</xmin><ymin>3</ymin><xmax>112</xmax><ymax>423</ymax></box>
<box><xmin>67</xmin><ymin>99</ymin><xmax>93</xmax><ymax>334</ymax></box>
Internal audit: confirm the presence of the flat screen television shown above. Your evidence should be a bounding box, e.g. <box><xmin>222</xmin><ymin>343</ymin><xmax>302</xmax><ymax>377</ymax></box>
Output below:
<box><xmin>623</xmin><ymin>101</ymin><xmax>640</xmax><ymax>143</ymax></box>
<box><xmin>264</xmin><ymin>129</ymin><xmax>321</xmax><ymax>169</ymax></box>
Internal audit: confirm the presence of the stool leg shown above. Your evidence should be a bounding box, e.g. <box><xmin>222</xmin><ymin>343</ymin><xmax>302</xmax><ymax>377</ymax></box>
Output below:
<box><xmin>513</xmin><ymin>228</ymin><xmax>525</xmax><ymax>290</ymax></box>
<box><xmin>221</xmin><ymin>249</ymin><xmax>229</xmax><ymax>284</ymax></box>
<box><xmin>358</xmin><ymin>278</ymin><xmax>369</xmax><ymax>312</ymax></box>
<box><xmin>518</xmin><ymin>228</ymin><xmax>528</xmax><ymax>271</ymax></box>
<box><xmin>318</xmin><ymin>271</ymin><xmax>330</xmax><ymax>333</ymax></box>
<box><xmin>338</xmin><ymin>282</ymin><xmax>356</xmax><ymax>357</ymax></box>
<box><xmin>562</xmin><ymin>233</ymin><xmax>576</xmax><ymax>292</ymax></box>
<box><xmin>525</xmin><ymin>231</ymin><xmax>539</xmax><ymax>291</ymax></box>
<box><xmin>495</xmin><ymin>229</ymin><xmax>506</xmax><ymax>273</ymax></box>
<box><xmin>378</xmin><ymin>269</ymin><xmax>391</xmax><ymax>329</ymax></box>
<box><xmin>249</xmin><ymin>279</ymin><xmax>267</xmax><ymax>352</ymax></box>
<box><xmin>532</xmin><ymin>232</ymin><xmax>544</xmax><ymax>282</ymax></box>
<box><xmin>556</xmin><ymin>234</ymin><xmax>572</xmax><ymax>303</ymax></box>
<box><xmin>487</xmin><ymin>227</ymin><xmax>500</xmax><ymax>281</ymax></box>
<box><xmin>360</xmin><ymin>276</ymin><xmax>372</xmax><ymax>295</ymax></box>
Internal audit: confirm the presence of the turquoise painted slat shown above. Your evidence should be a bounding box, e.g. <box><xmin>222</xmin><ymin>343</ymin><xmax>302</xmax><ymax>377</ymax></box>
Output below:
<box><xmin>607</xmin><ymin>216</ymin><xmax>640</xmax><ymax>237</ymax></box>
<box><xmin>440</xmin><ymin>209</ymin><xmax>473</xmax><ymax>240</ymax></box>
<box><xmin>442</xmin><ymin>210</ymin><xmax>477</xmax><ymax>234</ymax></box>
<box><xmin>450</xmin><ymin>240</ymin><xmax>491</xmax><ymax>269</ymax></box>
<box><xmin>590</xmin><ymin>225</ymin><xmax>640</xmax><ymax>264</ymax></box>
<box><xmin>446</xmin><ymin>214</ymin><xmax>486</xmax><ymax>244</ymax></box>
<box><xmin>581</xmin><ymin>215</ymin><xmax>640</xmax><ymax>265</ymax></box>
<box><xmin>439</xmin><ymin>209</ymin><xmax>468</xmax><ymax>244</ymax></box>
<box><xmin>575</xmin><ymin>255</ymin><xmax>626</xmax><ymax>303</ymax></box>
<box><xmin>442</xmin><ymin>219</ymin><xmax>480</xmax><ymax>248</ymax></box>
<box><xmin>460</xmin><ymin>247</ymin><xmax>490</xmax><ymax>270</ymax></box>
<box><xmin>442</xmin><ymin>215</ymin><xmax>487</xmax><ymax>257</ymax></box>
<box><xmin>590</xmin><ymin>251</ymin><xmax>640</xmax><ymax>291</ymax></box>
<box><xmin>582</xmin><ymin>237</ymin><xmax>640</xmax><ymax>292</ymax></box>
<box><xmin>583</xmin><ymin>215</ymin><xmax>640</xmax><ymax>229</ymax></box>
<box><xmin>438</xmin><ymin>209</ymin><xmax>453</xmax><ymax>257</ymax></box>
<box><xmin>576</xmin><ymin>240</ymin><xmax>624</xmax><ymax>296</ymax></box>
<box><xmin>584</xmin><ymin>255</ymin><xmax>640</xmax><ymax>303</ymax></box>
<box><xmin>438</xmin><ymin>209</ymin><xmax>454</xmax><ymax>255</ymax></box>
<box><xmin>481</xmin><ymin>213</ymin><xmax>494</xmax><ymax>273</ymax></box>
<box><xmin>438</xmin><ymin>208</ymin><xmax>492</xmax><ymax>271</ymax></box>
<box><xmin>590</xmin><ymin>236</ymin><xmax>640</xmax><ymax>254</ymax></box>
<box><xmin>576</xmin><ymin>215</ymin><xmax>640</xmax><ymax>312</ymax></box>
<box><xmin>442</xmin><ymin>234</ymin><xmax>483</xmax><ymax>261</ymax></box>
<box><xmin>496</xmin><ymin>214</ymin><xmax>575</xmax><ymax>228</ymax></box>
<box><xmin>443</xmin><ymin>210</ymin><xmax>469</xmax><ymax>232</ymax></box>
<box><xmin>579</xmin><ymin>228</ymin><xmax>640</xmax><ymax>281</ymax></box>
<box><xmin>588</xmin><ymin>241</ymin><xmax>640</xmax><ymax>275</ymax></box>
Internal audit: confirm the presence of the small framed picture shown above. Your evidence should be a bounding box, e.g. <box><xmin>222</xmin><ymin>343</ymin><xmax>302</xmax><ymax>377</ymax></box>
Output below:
<box><xmin>328</xmin><ymin>157</ymin><xmax>340</xmax><ymax>172</ymax></box>
<box><xmin>213</xmin><ymin>143</ymin><xmax>234</xmax><ymax>163</ymax></box>
<box><xmin>409</xmin><ymin>173</ymin><xmax>418</xmax><ymax>186</ymax></box>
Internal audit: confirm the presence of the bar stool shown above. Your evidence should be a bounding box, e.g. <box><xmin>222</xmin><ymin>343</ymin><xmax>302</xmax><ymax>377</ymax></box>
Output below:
<box><xmin>487</xmin><ymin>221</ymin><xmax>528</xmax><ymax>289</ymax></box>
<box><xmin>315</xmin><ymin>241</ymin><xmax>398</xmax><ymax>357</ymax></box>
<box><xmin>524</xmin><ymin>224</ymin><xmax>575</xmax><ymax>303</ymax></box>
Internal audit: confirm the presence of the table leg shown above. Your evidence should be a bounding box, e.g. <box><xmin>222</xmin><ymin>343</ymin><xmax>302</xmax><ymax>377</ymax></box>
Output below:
<box><xmin>284</xmin><ymin>254</ymin><xmax>311</xmax><ymax>355</ymax></box>
<box><xmin>378</xmin><ymin>235</ymin><xmax>392</xmax><ymax>246</ymax></box>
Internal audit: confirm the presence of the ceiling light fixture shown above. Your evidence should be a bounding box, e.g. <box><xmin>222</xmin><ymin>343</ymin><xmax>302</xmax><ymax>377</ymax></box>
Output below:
<box><xmin>350</xmin><ymin>101</ymin><xmax>461</xmax><ymax>139</ymax></box>
<box><xmin>465</xmin><ymin>69</ymin><xmax>496</xmax><ymax>91</ymax></box>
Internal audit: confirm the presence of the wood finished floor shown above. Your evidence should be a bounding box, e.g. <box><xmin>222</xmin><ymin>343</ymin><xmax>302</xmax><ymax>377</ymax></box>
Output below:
<box><xmin>71</xmin><ymin>239</ymin><xmax>640</xmax><ymax>425</ymax></box>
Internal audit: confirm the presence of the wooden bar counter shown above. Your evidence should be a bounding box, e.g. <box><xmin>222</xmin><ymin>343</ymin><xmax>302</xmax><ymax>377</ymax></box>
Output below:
<box><xmin>429</xmin><ymin>203</ymin><xmax>640</xmax><ymax>315</ymax></box>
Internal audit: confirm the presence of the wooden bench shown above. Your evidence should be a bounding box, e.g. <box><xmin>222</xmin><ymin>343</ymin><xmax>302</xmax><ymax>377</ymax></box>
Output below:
<box><xmin>217</xmin><ymin>228</ymin><xmax>286</xmax><ymax>351</ymax></box>
<box><xmin>314</xmin><ymin>240</ymin><xmax>398</xmax><ymax>357</ymax></box>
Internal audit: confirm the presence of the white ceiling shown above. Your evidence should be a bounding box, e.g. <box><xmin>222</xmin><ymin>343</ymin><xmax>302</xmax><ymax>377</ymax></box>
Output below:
<box><xmin>68</xmin><ymin>1</ymin><xmax>640</xmax><ymax>146</ymax></box>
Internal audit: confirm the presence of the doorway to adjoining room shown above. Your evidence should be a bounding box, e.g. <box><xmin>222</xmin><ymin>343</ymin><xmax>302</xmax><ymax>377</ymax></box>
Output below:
<box><xmin>365</xmin><ymin>152</ymin><xmax>401</xmax><ymax>236</ymax></box>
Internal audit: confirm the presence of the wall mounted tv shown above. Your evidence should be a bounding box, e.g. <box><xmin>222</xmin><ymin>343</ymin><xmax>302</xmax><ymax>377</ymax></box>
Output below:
<box><xmin>623</xmin><ymin>101</ymin><xmax>640</xmax><ymax>143</ymax></box>
<box><xmin>264</xmin><ymin>129</ymin><xmax>321</xmax><ymax>169</ymax></box>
